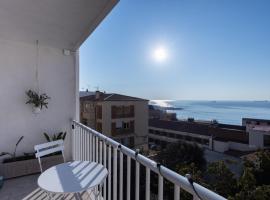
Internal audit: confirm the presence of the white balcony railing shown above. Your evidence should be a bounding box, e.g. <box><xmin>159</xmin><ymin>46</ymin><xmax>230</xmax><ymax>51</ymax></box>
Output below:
<box><xmin>72</xmin><ymin>121</ymin><xmax>227</xmax><ymax>200</ymax></box>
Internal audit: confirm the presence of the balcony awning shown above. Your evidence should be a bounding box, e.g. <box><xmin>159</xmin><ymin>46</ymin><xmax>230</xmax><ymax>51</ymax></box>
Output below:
<box><xmin>0</xmin><ymin>0</ymin><xmax>118</xmax><ymax>50</ymax></box>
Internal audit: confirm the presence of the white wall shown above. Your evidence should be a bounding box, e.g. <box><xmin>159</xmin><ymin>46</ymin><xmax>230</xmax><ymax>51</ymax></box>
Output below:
<box><xmin>229</xmin><ymin>141</ymin><xmax>252</xmax><ymax>151</ymax></box>
<box><xmin>213</xmin><ymin>140</ymin><xmax>229</xmax><ymax>153</ymax></box>
<box><xmin>0</xmin><ymin>39</ymin><xmax>78</xmax><ymax>161</ymax></box>
<box><xmin>249</xmin><ymin>130</ymin><xmax>264</xmax><ymax>149</ymax></box>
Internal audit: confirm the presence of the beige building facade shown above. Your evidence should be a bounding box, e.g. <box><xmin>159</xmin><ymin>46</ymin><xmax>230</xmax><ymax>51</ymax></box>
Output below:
<box><xmin>80</xmin><ymin>91</ymin><xmax>149</xmax><ymax>150</ymax></box>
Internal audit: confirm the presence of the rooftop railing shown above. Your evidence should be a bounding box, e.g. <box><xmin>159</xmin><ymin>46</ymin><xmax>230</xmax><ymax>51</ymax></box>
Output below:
<box><xmin>72</xmin><ymin>120</ymin><xmax>227</xmax><ymax>200</ymax></box>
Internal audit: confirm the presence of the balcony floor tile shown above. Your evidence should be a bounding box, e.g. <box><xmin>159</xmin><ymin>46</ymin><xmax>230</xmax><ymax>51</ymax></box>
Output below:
<box><xmin>0</xmin><ymin>174</ymin><xmax>99</xmax><ymax>200</ymax></box>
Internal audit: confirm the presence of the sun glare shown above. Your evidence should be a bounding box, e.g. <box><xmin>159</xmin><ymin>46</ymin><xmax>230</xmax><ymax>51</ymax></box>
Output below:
<box><xmin>152</xmin><ymin>46</ymin><xmax>168</xmax><ymax>62</ymax></box>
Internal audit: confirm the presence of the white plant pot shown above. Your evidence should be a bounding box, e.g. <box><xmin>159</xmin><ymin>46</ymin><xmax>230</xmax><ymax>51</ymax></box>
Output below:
<box><xmin>33</xmin><ymin>106</ymin><xmax>41</xmax><ymax>114</ymax></box>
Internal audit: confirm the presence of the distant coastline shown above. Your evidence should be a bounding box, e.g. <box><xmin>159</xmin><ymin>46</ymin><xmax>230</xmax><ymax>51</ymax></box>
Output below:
<box><xmin>150</xmin><ymin>100</ymin><xmax>270</xmax><ymax>125</ymax></box>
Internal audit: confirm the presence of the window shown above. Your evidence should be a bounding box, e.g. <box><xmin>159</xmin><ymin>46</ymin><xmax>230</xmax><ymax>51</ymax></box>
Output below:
<box><xmin>160</xmin><ymin>131</ymin><xmax>167</xmax><ymax>136</ymax></box>
<box><xmin>82</xmin><ymin>118</ymin><xmax>88</xmax><ymax>125</ymax></box>
<box><xmin>123</xmin><ymin>122</ymin><xmax>130</xmax><ymax>129</ymax></box>
<box><xmin>96</xmin><ymin>122</ymin><xmax>102</xmax><ymax>132</ymax></box>
<box><xmin>185</xmin><ymin>136</ymin><xmax>192</xmax><ymax>141</ymax></box>
<box><xmin>176</xmin><ymin>134</ymin><xmax>183</xmax><ymax>139</ymax></box>
<box><xmin>149</xmin><ymin>129</ymin><xmax>154</xmax><ymax>134</ymax></box>
<box><xmin>96</xmin><ymin>105</ymin><xmax>102</xmax><ymax>119</ymax></box>
<box><xmin>111</xmin><ymin>105</ymin><xmax>135</xmax><ymax>118</ymax></box>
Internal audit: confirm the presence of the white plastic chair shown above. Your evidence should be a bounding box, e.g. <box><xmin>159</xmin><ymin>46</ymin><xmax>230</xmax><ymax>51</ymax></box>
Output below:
<box><xmin>34</xmin><ymin>140</ymin><xmax>65</xmax><ymax>173</ymax></box>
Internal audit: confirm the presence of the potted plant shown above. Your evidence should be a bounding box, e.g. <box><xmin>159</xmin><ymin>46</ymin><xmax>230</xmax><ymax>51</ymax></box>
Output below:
<box><xmin>43</xmin><ymin>132</ymin><xmax>67</xmax><ymax>142</ymax></box>
<box><xmin>0</xmin><ymin>133</ymin><xmax>65</xmax><ymax>179</ymax></box>
<box><xmin>26</xmin><ymin>90</ymin><xmax>50</xmax><ymax>114</ymax></box>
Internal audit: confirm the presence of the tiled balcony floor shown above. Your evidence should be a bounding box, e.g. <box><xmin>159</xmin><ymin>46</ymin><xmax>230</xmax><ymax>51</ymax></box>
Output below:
<box><xmin>0</xmin><ymin>174</ymin><xmax>96</xmax><ymax>200</ymax></box>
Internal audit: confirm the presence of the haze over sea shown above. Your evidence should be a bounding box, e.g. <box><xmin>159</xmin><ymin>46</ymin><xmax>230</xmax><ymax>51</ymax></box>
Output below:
<box><xmin>150</xmin><ymin>100</ymin><xmax>270</xmax><ymax>125</ymax></box>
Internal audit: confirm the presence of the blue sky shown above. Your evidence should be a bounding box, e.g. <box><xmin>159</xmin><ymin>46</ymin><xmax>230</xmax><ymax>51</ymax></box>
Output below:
<box><xmin>80</xmin><ymin>0</ymin><xmax>270</xmax><ymax>100</ymax></box>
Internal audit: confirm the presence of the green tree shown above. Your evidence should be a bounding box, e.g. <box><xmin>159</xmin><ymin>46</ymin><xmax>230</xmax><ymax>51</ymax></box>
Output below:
<box><xmin>255</xmin><ymin>150</ymin><xmax>270</xmax><ymax>185</ymax></box>
<box><xmin>207</xmin><ymin>161</ymin><xmax>237</xmax><ymax>197</ymax></box>
<box><xmin>155</xmin><ymin>141</ymin><xmax>206</xmax><ymax>170</ymax></box>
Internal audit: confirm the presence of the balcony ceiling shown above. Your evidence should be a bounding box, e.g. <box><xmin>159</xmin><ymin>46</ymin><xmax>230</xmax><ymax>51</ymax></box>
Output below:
<box><xmin>0</xmin><ymin>0</ymin><xmax>118</xmax><ymax>50</ymax></box>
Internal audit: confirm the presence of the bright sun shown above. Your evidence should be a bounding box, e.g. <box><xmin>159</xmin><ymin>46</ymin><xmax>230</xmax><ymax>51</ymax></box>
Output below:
<box><xmin>152</xmin><ymin>46</ymin><xmax>168</xmax><ymax>62</ymax></box>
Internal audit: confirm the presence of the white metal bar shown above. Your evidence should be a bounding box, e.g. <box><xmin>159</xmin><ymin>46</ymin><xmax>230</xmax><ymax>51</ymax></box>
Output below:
<box><xmin>193</xmin><ymin>195</ymin><xmax>200</xmax><ymax>200</ymax></box>
<box><xmin>104</xmin><ymin>141</ymin><xmax>107</xmax><ymax>200</ymax></box>
<box><xmin>100</xmin><ymin>141</ymin><xmax>103</xmax><ymax>164</ymax></box>
<box><xmin>96</xmin><ymin>137</ymin><xmax>99</xmax><ymax>163</ymax></box>
<box><xmin>75</xmin><ymin>126</ymin><xmax>78</xmax><ymax>160</ymax></box>
<box><xmin>72</xmin><ymin>124</ymin><xmax>75</xmax><ymax>160</ymax></box>
<box><xmin>90</xmin><ymin>133</ymin><xmax>93</xmax><ymax>161</ymax></box>
<box><xmin>113</xmin><ymin>147</ymin><xmax>117</xmax><ymax>200</ymax></box>
<box><xmin>146</xmin><ymin>167</ymin><xmax>150</xmax><ymax>200</ymax></box>
<box><xmin>93</xmin><ymin>136</ymin><xmax>96</xmax><ymax>162</ymax></box>
<box><xmin>84</xmin><ymin>129</ymin><xmax>87</xmax><ymax>160</ymax></box>
<box><xmin>108</xmin><ymin>145</ymin><xmax>111</xmax><ymax>200</ymax></box>
<box><xmin>119</xmin><ymin>152</ymin><xmax>123</xmax><ymax>200</ymax></box>
<box><xmin>158</xmin><ymin>174</ymin><xmax>163</xmax><ymax>200</ymax></box>
<box><xmin>126</xmin><ymin>156</ymin><xmax>131</xmax><ymax>200</ymax></box>
<box><xmin>135</xmin><ymin>161</ymin><xmax>140</xmax><ymax>200</ymax></box>
<box><xmin>86</xmin><ymin>132</ymin><xmax>90</xmax><ymax>161</ymax></box>
<box><xmin>79</xmin><ymin>127</ymin><xmax>82</xmax><ymax>160</ymax></box>
<box><xmin>82</xmin><ymin>129</ymin><xmax>85</xmax><ymax>160</ymax></box>
<box><xmin>174</xmin><ymin>185</ymin><xmax>180</xmax><ymax>200</ymax></box>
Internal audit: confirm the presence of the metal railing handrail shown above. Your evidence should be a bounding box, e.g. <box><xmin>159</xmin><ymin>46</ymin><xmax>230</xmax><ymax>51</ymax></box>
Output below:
<box><xmin>72</xmin><ymin>120</ymin><xmax>227</xmax><ymax>200</ymax></box>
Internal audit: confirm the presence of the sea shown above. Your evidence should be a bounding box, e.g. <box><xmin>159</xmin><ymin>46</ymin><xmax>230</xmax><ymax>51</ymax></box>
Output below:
<box><xmin>150</xmin><ymin>100</ymin><xmax>270</xmax><ymax>125</ymax></box>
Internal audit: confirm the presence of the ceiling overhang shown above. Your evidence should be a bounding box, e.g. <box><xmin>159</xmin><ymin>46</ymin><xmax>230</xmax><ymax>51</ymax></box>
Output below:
<box><xmin>0</xmin><ymin>0</ymin><xmax>118</xmax><ymax>50</ymax></box>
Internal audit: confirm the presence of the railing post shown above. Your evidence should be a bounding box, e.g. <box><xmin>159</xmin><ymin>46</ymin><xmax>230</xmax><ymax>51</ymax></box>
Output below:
<box><xmin>119</xmin><ymin>152</ymin><xmax>123</xmax><ymax>200</ymax></box>
<box><xmin>96</xmin><ymin>137</ymin><xmax>99</xmax><ymax>163</ymax></box>
<box><xmin>113</xmin><ymin>147</ymin><xmax>118</xmax><ymax>200</ymax></box>
<box><xmin>108</xmin><ymin>145</ymin><xmax>111</xmax><ymax>200</ymax></box>
<box><xmin>158</xmin><ymin>174</ymin><xmax>163</xmax><ymax>200</ymax></box>
<box><xmin>146</xmin><ymin>167</ymin><xmax>150</xmax><ymax>200</ymax></box>
<box><xmin>126</xmin><ymin>156</ymin><xmax>131</xmax><ymax>200</ymax></box>
<box><xmin>135</xmin><ymin>161</ymin><xmax>140</xmax><ymax>200</ymax></box>
<box><xmin>104</xmin><ymin>141</ymin><xmax>107</xmax><ymax>200</ymax></box>
<box><xmin>174</xmin><ymin>185</ymin><xmax>180</xmax><ymax>200</ymax></box>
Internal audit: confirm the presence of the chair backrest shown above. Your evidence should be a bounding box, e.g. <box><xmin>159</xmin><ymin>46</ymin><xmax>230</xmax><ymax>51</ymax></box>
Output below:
<box><xmin>34</xmin><ymin>140</ymin><xmax>65</xmax><ymax>172</ymax></box>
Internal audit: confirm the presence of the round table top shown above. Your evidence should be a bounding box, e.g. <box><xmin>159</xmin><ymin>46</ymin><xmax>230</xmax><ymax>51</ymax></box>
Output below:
<box><xmin>38</xmin><ymin>161</ymin><xmax>108</xmax><ymax>194</ymax></box>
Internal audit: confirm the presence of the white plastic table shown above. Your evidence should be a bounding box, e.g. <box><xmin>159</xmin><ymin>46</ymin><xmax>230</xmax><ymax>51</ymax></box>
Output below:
<box><xmin>38</xmin><ymin>161</ymin><xmax>108</xmax><ymax>200</ymax></box>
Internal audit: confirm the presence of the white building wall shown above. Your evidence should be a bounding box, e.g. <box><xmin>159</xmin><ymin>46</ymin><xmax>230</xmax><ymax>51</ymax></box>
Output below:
<box><xmin>100</xmin><ymin>101</ymin><xmax>148</xmax><ymax>149</ymax></box>
<box><xmin>228</xmin><ymin>142</ymin><xmax>252</xmax><ymax>151</ymax></box>
<box><xmin>213</xmin><ymin>141</ymin><xmax>229</xmax><ymax>153</ymax></box>
<box><xmin>249</xmin><ymin>130</ymin><xmax>264</xmax><ymax>149</ymax></box>
<box><xmin>0</xmin><ymin>39</ymin><xmax>78</xmax><ymax>160</ymax></box>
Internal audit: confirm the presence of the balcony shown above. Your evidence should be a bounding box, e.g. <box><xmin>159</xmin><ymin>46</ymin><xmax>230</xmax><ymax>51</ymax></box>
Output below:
<box><xmin>0</xmin><ymin>121</ymin><xmax>226</xmax><ymax>200</ymax></box>
<box><xmin>0</xmin><ymin>1</ymin><xmax>226</xmax><ymax>199</ymax></box>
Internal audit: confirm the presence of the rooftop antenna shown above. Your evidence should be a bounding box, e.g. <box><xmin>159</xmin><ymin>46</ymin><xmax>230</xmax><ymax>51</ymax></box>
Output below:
<box><xmin>94</xmin><ymin>86</ymin><xmax>100</xmax><ymax>91</ymax></box>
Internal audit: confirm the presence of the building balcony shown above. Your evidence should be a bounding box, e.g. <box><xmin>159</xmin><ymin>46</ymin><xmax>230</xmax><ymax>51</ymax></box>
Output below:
<box><xmin>112</xmin><ymin>128</ymin><xmax>135</xmax><ymax>136</ymax></box>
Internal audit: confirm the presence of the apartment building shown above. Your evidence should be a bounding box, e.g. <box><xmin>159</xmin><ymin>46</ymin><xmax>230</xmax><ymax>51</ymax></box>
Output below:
<box><xmin>80</xmin><ymin>91</ymin><xmax>149</xmax><ymax>150</ymax></box>
<box><xmin>148</xmin><ymin>118</ymin><xmax>270</xmax><ymax>153</ymax></box>
<box><xmin>243</xmin><ymin>118</ymin><xmax>270</xmax><ymax>149</ymax></box>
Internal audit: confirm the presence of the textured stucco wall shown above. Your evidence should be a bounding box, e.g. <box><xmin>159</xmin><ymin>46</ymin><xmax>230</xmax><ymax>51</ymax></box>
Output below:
<box><xmin>0</xmin><ymin>39</ymin><xmax>78</xmax><ymax>161</ymax></box>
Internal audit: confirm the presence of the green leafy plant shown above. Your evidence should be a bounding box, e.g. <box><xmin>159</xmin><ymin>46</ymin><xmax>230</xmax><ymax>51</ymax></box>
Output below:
<box><xmin>0</xmin><ymin>136</ymin><xmax>24</xmax><ymax>162</ymax></box>
<box><xmin>43</xmin><ymin>132</ymin><xmax>67</xmax><ymax>142</ymax></box>
<box><xmin>26</xmin><ymin>90</ymin><xmax>50</xmax><ymax>109</ymax></box>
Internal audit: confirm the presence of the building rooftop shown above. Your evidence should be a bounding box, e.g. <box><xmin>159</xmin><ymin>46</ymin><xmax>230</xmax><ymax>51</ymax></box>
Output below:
<box><xmin>149</xmin><ymin>119</ymin><xmax>249</xmax><ymax>144</ymax></box>
<box><xmin>243</xmin><ymin>118</ymin><xmax>270</xmax><ymax>123</ymax></box>
<box><xmin>251</xmin><ymin>125</ymin><xmax>270</xmax><ymax>132</ymax></box>
<box><xmin>80</xmin><ymin>91</ymin><xmax>148</xmax><ymax>102</ymax></box>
